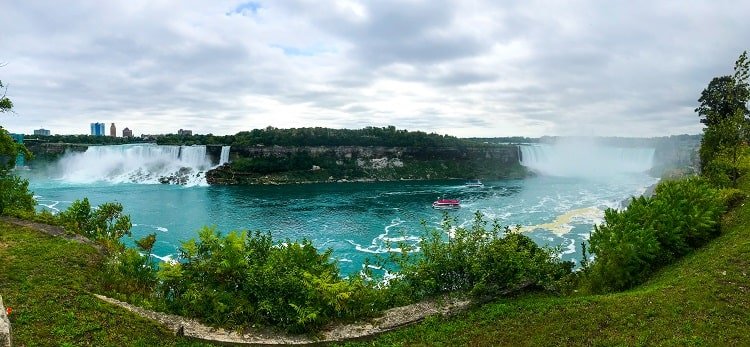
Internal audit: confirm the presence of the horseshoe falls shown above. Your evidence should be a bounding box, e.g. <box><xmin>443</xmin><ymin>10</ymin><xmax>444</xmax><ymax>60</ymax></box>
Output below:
<box><xmin>520</xmin><ymin>142</ymin><xmax>655</xmax><ymax>177</ymax></box>
<box><xmin>24</xmin><ymin>143</ymin><xmax>657</xmax><ymax>274</ymax></box>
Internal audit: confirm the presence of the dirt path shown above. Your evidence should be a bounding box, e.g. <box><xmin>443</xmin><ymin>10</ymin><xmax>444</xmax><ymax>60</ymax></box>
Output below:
<box><xmin>94</xmin><ymin>293</ymin><xmax>471</xmax><ymax>345</ymax></box>
<box><xmin>0</xmin><ymin>216</ymin><xmax>96</xmax><ymax>247</ymax></box>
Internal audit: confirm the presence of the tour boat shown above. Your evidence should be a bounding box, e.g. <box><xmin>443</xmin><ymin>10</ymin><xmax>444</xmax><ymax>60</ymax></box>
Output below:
<box><xmin>432</xmin><ymin>198</ymin><xmax>461</xmax><ymax>209</ymax></box>
<box><xmin>464</xmin><ymin>179</ymin><xmax>484</xmax><ymax>187</ymax></box>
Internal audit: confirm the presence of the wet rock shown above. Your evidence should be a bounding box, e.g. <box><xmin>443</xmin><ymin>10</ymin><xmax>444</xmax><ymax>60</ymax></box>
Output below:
<box><xmin>158</xmin><ymin>167</ymin><xmax>194</xmax><ymax>185</ymax></box>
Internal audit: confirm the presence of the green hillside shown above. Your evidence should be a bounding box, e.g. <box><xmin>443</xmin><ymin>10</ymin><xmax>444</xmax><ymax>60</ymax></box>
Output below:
<box><xmin>344</xmin><ymin>178</ymin><xmax>750</xmax><ymax>346</ymax></box>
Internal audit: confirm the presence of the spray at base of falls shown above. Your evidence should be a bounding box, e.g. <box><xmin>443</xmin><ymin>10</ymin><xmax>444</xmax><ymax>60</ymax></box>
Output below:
<box><xmin>519</xmin><ymin>140</ymin><xmax>655</xmax><ymax>178</ymax></box>
<box><xmin>52</xmin><ymin>144</ymin><xmax>230</xmax><ymax>186</ymax></box>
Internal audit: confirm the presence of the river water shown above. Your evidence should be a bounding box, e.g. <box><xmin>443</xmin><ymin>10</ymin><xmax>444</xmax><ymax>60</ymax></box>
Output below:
<box><xmin>22</xmin><ymin>143</ymin><xmax>658</xmax><ymax>275</ymax></box>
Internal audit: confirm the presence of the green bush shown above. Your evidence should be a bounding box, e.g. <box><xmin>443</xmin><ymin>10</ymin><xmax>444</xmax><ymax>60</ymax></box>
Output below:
<box><xmin>157</xmin><ymin>227</ymin><xmax>383</xmax><ymax>332</ymax></box>
<box><xmin>0</xmin><ymin>173</ymin><xmax>35</xmax><ymax>216</ymax></box>
<box><xmin>585</xmin><ymin>177</ymin><xmax>726</xmax><ymax>293</ymax></box>
<box><xmin>102</xmin><ymin>248</ymin><xmax>158</xmax><ymax>295</ymax></box>
<box><xmin>394</xmin><ymin>212</ymin><xmax>574</xmax><ymax>300</ymax></box>
<box><xmin>58</xmin><ymin>198</ymin><xmax>132</xmax><ymax>249</ymax></box>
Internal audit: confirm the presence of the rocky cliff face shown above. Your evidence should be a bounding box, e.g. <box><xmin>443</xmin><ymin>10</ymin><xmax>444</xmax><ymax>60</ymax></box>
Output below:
<box><xmin>206</xmin><ymin>145</ymin><xmax>524</xmax><ymax>185</ymax></box>
<box><xmin>650</xmin><ymin>136</ymin><xmax>701</xmax><ymax>176</ymax></box>
<box><xmin>24</xmin><ymin>142</ymin><xmax>88</xmax><ymax>164</ymax></box>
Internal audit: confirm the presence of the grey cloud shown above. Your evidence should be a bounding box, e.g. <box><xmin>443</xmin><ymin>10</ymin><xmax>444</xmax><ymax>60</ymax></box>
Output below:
<box><xmin>2</xmin><ymin>0</ymin><xmax>749</xmax><ymax>137</ymax></box>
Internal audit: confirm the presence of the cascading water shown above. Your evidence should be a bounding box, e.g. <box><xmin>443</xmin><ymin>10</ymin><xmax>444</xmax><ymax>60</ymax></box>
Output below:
<box><xmin>53</xmin><ymin>144</ymin><xmax>215</xmax><ymax>186</ymax></box>
<box><xmin>519</xmin><ymin>141</ymin><xmax>655</xmax><ymax>177</ymax></box>
<box><xmin>219</xmin><ymin>146</ymin><xmax>231</xmax><ymax>165</ymax></box>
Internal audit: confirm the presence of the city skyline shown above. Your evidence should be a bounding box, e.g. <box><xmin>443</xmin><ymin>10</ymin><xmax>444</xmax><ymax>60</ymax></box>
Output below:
<box><xmin>1</xmin><ymin>1</ymin><xmax>749</xmax><ymax>137</ymax></box>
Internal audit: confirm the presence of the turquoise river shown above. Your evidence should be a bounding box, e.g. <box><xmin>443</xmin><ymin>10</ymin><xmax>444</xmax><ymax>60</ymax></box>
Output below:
<box><xmin>21</xmin><ymin>143</ymin><xmax>658</xmax><ymax>275</ymax></box>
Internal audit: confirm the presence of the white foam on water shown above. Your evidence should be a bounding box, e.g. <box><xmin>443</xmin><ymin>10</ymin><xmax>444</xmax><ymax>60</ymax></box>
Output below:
<box><xmin>134</xmin><ymin>223</ymin><xmax>169</xmax><ymax>233</ymax></box>
<box><xmin>562</xmin><ymin>237</ymin><xmax>577</xmax><ymax>255</ymax></box>
<box><xmin>348</xmin><ymin>219</ymin><xmax>422</xmax><ymax>254</ymax></box>
<box><xmin>151</xmin><ymin>253</ymin><xmax>177</xmax><ymax>264</ymax></box>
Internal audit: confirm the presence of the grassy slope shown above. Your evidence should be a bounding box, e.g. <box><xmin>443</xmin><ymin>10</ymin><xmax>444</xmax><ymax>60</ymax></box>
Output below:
<box><xmin>0</xmin><ymin>222</ymin><xmax>210</xmax><ymax>346</ymax></box>
<box><xmin>347</xmin><ymin>187</ymin><xmax>750</xmax><ymax>346</ymax></box>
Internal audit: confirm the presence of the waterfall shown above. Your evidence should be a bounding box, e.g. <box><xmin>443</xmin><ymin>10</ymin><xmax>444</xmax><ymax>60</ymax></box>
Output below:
<box><xmin>53</xmin><ymin>144</ymin><xmax>214</xmax><ymax>186</ymax></box>
<box><xmin>519</xmin><ymin>141</ymin><xmax>655</xmax><ymax>177</ymax></box>
<box><xmin>219</xmin><ymin>146</ymin><xmax>231</xmax><ymax>165</ymax></box>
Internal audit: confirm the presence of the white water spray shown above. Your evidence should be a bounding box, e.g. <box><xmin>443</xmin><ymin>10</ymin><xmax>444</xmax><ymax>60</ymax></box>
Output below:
<box><xmin>53</xmin><ymin>144</ymin><xmax>216</xmax><ymax>186</ymax></box>
<box><xmin>519</xmin><ymin>139</ymin><xmax>655</xmax><ymax>177</ymax></box>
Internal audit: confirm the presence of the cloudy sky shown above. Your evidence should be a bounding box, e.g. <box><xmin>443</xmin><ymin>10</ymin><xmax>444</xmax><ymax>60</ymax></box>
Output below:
<box><xmin>1</xmin><ymin>1</ymin><xmax>748</xmax><ymax>137</ymax></box>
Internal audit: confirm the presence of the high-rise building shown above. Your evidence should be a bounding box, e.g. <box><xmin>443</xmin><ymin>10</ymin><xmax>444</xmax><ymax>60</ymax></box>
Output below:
<box><xmin>33</xmin><ymin>128</ymin><xmax>51</xmax><ymax>136</ymax></box>
<box><xmin>90</xmin><ymin>122</ymin><xmax>106</xmax><ymax>136</ymax></box>
<box><xmin>110</xmin><ymin>123</ymin><xmax>117</xmax><ymax>137</ymax></box>
<box><xmin>122</xmin><ymin>127</ymin><xmax>133</xmax><ymax>138</ymax></box>
<box><xmin>178</xmin><ymin>129</ymin><xmax>193</xmax><ymax>136</ymax></box>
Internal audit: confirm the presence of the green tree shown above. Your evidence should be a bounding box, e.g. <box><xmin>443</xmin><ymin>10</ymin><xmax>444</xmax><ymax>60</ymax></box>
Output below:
<box><xmin>0</xmin><ymin>76</ymin><xmax>35</xmax><ymax>216</ymax></box>
<box><xmin>0</xmin><ymin>173</ymin><xmax>35</xmax><ymax>215</ymax></box>
<box><xmin>0</xmin><ymin>79</ymin><xmax>12</xmax><ymax>113</ymax></box>
<box><xmin>59</xmin><ymin>198</ymin><xmax>132</xmax><ymax>253</ymax></box>
<box><xmin>697</xmin><ymin>51</ymin><xmax>750</xmax><ymax>186</ymax></box>
<box><xmin>0</xmin><ymin>76</ymin><xmax>27</xmax><ymax>172</ymax></box>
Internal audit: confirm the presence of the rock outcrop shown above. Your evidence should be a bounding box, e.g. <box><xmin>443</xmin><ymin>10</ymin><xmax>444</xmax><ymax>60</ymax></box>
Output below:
<box><xmin>206</xmin><ymin>145</ymin><xmax>524</xmax><ymax>185</ymax></box>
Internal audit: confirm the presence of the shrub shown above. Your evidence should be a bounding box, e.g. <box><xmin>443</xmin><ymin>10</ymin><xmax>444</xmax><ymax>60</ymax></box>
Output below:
<box><xmin>102</xmin><ymin>248</ymin><xmax>158</xmax><ymax>295</ymax></box>
<box><xmin>157</xmin><ymin>227</ymin><xmax>382</xmax><ymax>332</ymax></box>
<box><xmin>584</xmin><ymin>177</ymin><xmax>726</xmax><ymax>293</ymax></box>
<box><xmin>58</xmin><ymin>198</ymin><xmax>132</xmax><ymax>251</ymax></box>
<box><xmin>394</xmin><ymin>212</ymin><xmax>574</xmax><ymax>300</ymax></box>
<box><xmin>0</xmin><ymin>173</ymin><xmax>35</xmax><ymax>216</ymax></box>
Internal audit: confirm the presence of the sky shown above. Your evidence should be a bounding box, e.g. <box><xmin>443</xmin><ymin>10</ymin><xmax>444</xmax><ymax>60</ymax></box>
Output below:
<box><xmin>0</xmin><ymin>1</ymin><xmax>748</xmax><ymax>138</ymax></box>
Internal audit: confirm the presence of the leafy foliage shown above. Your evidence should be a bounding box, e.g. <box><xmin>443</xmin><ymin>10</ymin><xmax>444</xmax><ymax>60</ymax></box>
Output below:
<box><xmin>156</xmin><ymin>125</ymin><xmax>483</xmax><ymax>148</ymax></box>
<box><xmin>0</xmin><ymin>173</ymin><xmax>35</xmax><ymax>216</ymax></box>
<box><xmin>58</xmin><ymin>198</ymin><xmax>133</xmax><ymax>254</ymax></box>
<box><xmin>0</xmin><ymin>127</ymin><xmax>31</xmax><ymax>172</ymax></box>
<box><xmin>0</xmin><ymin>80</ymin><xmax>12</xmax><ymax>112</ymax></box>
<box><xmin>157</xmin><ymin>227</ymin><xmax>384</xmax><ymax>332</ymax></box>
<box><xmin>102</xmin><ymin>247</ymin><xmax>158</xmax><ymax>295</ymax></box>
<box><xmin>697</xmin><ymin>51</ymin><xmax>750</xmax><ymax>186</ymax></box>
<box><xmin>584</xmin><ymin>177</ymin><xmax>727</xmax><ymax>292</ymax></box>
<box><xmin>28</xmin><ymin>134</ymin><xmax>148</xmax><ymax>145</ymax></box>
<box><xmin>391</xmin><ymin>212</ymin><xmax>574</xmax><ymax>300</ymax></box>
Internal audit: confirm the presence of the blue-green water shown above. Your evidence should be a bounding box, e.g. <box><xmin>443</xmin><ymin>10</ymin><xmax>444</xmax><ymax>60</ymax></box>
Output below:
<box><xmin>26</xmin><ymin>174</ymin><xmax>656</xmax><ymax>275</ymax></box>
<box><xmin>20</xmin><ymin>142</ymin><xmax>658</xmax><ymax>275</ymax></box>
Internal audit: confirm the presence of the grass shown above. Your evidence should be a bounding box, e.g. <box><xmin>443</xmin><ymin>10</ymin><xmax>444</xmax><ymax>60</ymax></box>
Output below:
<box><xmin>1</xmin><ymin>182</ymin><xmax>749</xmax><ymax>346</ymax></box>
<box><xmin>0</xmin><ymin>221</ymin><xmax>210</xmax><ymax>346</ymax></box>
<box><xmin>342</xmin><ymin>185</ymin><xmax>750</xmax><ymax>346</ymax></box>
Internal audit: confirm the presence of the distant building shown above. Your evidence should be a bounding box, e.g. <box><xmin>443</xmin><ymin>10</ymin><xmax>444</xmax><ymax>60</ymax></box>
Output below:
<box><xmin>33</xmin><ymin>128</ymin><xmax>51</xmax><ymax>136</ymax></box>
<box><xmin>122</xmin><ymin>127</ymin><xmax>133</xmax><ymax>138</ymax></box>
<box><xmin>178</xmin><ymin>129</ymin><xmax>193</xmax><ymax>136</ymax></box>
<box><xmin>110</xmin><ymin>123</ymin><xmax>117</xmax><ymax>137</ymax></box>
<box><xmin>90</xmin><ymin>122</ymin><xmax>106</xmax><ymax>136</ymax></box>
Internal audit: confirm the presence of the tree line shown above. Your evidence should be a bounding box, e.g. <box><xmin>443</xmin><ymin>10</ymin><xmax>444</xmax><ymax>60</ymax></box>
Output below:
<box><xmin>156</xmin><ymin>126</ymin><xmax>486</xmax><ymax>148</ymax></box>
